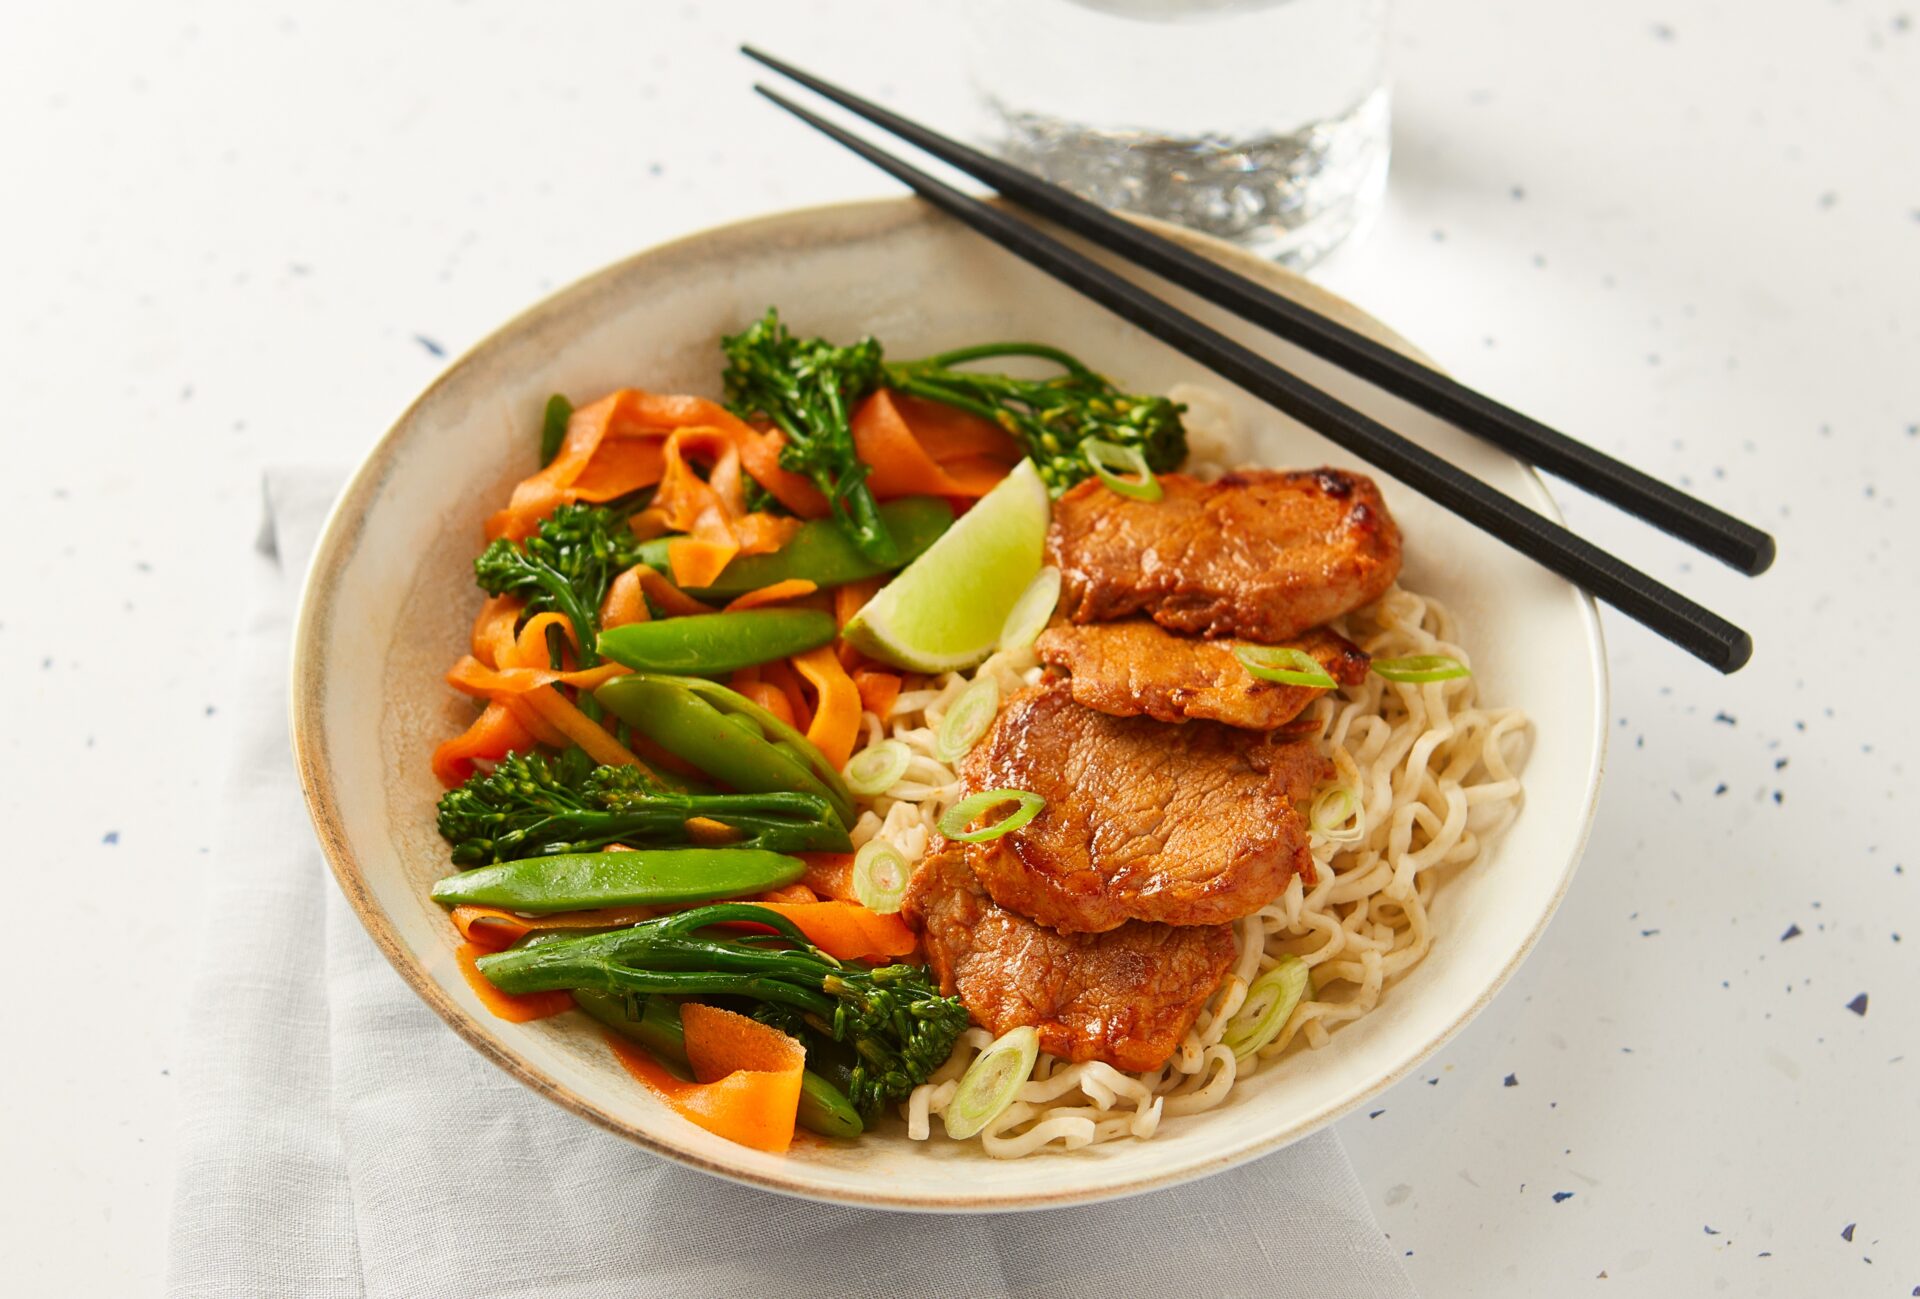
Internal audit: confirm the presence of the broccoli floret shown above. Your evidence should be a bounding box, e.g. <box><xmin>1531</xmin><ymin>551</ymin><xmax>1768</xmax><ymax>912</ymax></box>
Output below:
<box><xmin>473</xmin><ymin>503</ymin><xmax>647</xmax><ymax>667</ymax></box>
<box><xmin>436</xmin><ymin>749</ymin><xmax>849</xmax><ymax>865</ymax></box>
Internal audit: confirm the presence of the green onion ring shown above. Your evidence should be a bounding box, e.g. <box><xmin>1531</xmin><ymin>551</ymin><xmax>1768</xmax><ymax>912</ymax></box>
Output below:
<box><xmin>1371</xmin><ymin>654</ymin><xmax>1472</xmax><ymax>683</ymax></box>
<box><xmin>936</xmin><ymin>676</ymin><xmax>1001</xmax><ymax>764</ymax></box>
<box><xmin>944</xmin><ymin>1025</ymin><xmax>1040</xmax><ymax>1140</ymax></box>
<box><xmin>1081</xmin><ymin>438</ymin><xmax>1163</xmax><ymax>501</ymax></box>
<box><xmin>998</xmin><ymin>566</ymin><xmax>1062</xmax><ymax>652</ymax></box>
<box><xmin>851</xmin><ymin>838</ymin><xmax>911</xmax><ymax>914</ymax></box>
<box><xmin>844</xmin><ymin>738</ymin><xmax>911</xmax><ymax>797</ymax></box>
<box><xmin>1309</xmin><ymin>784</ymin><xmax>1364</xmax><ymax>843</ymax></box>
<box><xmin>1234</xmin><ymin>644</ymin><xmax>1338</xmax><ymax>689</ymax></box>
<box><xmin>937</xmin><ymin>788</ymin><xmax>1045</xmax><ymax>843</ymax></box>
<box><xmin>1222</xmin><ymin>956</ymin><xmax>1311</xmax><ymax>1058</ymax></box>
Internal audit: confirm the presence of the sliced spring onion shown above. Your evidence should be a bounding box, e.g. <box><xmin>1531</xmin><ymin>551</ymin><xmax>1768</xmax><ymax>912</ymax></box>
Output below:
<box><xmin>1222</xmin><ymin>956</ymin><xmax>1310</xmax><ymax>1059</ymax></box>
<box><xmin>852</xmin><ymin>838</ymin><xmax>911</xmax><ymax>914</ymax></box>
<box><xmin>937</xmin><ymin>788</ymin><xmax>1045</xmax><ymax>843</ymax></box>
<box><xmin>998</xmin><ymin>566</ymin><xmax>1062</xmax><ymax>652</ymax></box>
<box><xmin>943</xmin><ymin>1025</ymin><xmax>1040</xmax><ymax>1140</ymax></box>
<box><xmin>1370</xmin><ymin>654</ymin><xmax>1472</xmax><ymax>683</ymax></box>
<box><xmin>935</xmin><ymin>676</ymin><xmax>1000</xmax><ymax>764</ymax></box>
<box><xmin>1309</xmin><ymin>784</ymin><xmax>1365</xmax><ymax>844</ymax></box>
<box><xmin>1081</xmin><ymin>438</ymin><xmax>1163</xmax><ymax>501</ymax></box>
<box><xmin>1234</xmin><ymin>644</ymin><xmax>1337</xmax><ymax>689</ymax></box>
<box><xmin>844</xmin><ymin>738</ymin><xmax>911</xmax><ymax>798</ymax></box>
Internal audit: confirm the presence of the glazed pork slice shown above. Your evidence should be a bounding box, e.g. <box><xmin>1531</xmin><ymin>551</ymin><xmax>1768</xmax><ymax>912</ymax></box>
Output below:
<box><xmin>957</xmin><ymin>681</ymin><xmax>1329</xmax><ymax>933</ymax></box>
<box><xmin>1047</xmin><ymin>467</ymin><xmax>1402</xmax><ymax>643</ymax></box>
<box><xmin>1035</xmin><ymin>619</ymin><xmax>1370</xmax><ymax>730</ymax></box>
<box><xmin>904</xmin><ymin>847</ymin><xmax>1237</xmax><ymax>1073</ymax></box>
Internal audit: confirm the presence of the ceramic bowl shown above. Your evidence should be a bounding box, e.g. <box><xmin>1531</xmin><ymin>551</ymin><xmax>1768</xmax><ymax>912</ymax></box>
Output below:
<box><xmin>292</xmin><ymin>198</ymin><xmax>1606</xmax><ymax>1210</ymax></box>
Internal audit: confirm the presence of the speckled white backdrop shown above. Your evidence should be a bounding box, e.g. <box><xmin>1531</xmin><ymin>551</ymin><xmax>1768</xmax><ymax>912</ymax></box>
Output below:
<box><xmin>2</xmin><ymin>1</ymin><xmax>1914</xmax><ymax>1293</ymax></box>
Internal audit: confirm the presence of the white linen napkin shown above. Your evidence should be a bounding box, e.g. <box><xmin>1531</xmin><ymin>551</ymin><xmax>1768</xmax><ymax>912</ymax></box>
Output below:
<box><xmin>164</xmin><ymin>468</ymin><xmax>1418</xmax><ymax>1299</ymax></box>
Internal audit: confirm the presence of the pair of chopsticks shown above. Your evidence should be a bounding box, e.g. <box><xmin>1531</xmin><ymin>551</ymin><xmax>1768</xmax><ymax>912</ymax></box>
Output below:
<box><xmin>742</xmin><ymin>47</ymin><xmax>1772</xmax><ymax>674</ymax></box>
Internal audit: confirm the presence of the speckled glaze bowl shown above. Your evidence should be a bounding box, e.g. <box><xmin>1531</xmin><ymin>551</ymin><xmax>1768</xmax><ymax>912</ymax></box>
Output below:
<box><xmin>291</xmin><ymin>198</ymin><xmax>1607</xmax><ymax>1211</ymax></box>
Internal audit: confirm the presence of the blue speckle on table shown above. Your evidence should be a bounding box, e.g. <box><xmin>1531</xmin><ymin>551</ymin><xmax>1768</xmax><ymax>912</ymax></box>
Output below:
<box><xmin>102</xmin><ymin>831</ymin><xmax>119</xmax><ymax>845</ymax></box>
<box><xmin>1369</xmin><ymin>1109</ymin><xmax>1385</xmax><ymax>1119</ymax></box>
<box><xmin>1842</xmin><ymin>1222</ymin><xmax>1856</xmax><ymax>1241</ymax></box>
<box><xmin>413</xmin><ymin>334</ymin><xmax>445</xmax><ymax>357</ymax></box>
<box><xmin>1782</xmin><ymin>924</ymin><xmax>1802</xmax><ymax>941</ymax></box>
<box><xmin>1553</xmin><ymin>1191</ymin><xmax>1574</xmax><ymax>1203</ymax></box>
<box><xmin>1715</xmin><ymin>711</ymin><xmax>1737</xmax><ymax>726</ymax></box>
<box><xmin>1704</xmin><ymin>1225</ymin><xmax>1721</xmax><ymax>1235</ymax></box>
<box><xmin>1847</xmin><ymin>993</ymin><xmax>1870</xmax><ymax>1016</ymax></box>
<box><xmin>1715</xmin><ymin>782</ymin><xmax>1729</xmax><ymax>796</ymax></box>
<box><xmin>1504</xmin><ymin>1073</ymin><xmax>1518</xmax><ymax>1087</ymax></box>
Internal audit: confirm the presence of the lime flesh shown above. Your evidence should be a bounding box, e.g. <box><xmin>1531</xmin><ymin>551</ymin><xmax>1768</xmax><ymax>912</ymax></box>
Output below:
<box><xmin>841</xmin><ymin>459</ymin><xmax>1050</xmax><ymax>672</ymax></box>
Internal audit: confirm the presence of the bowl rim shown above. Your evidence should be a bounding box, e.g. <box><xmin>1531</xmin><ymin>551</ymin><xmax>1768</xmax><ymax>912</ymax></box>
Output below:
<box><xmin>290</xmin><ymin>195</ymin><xmax>1609</xmax><ymax>1212</ymax></box>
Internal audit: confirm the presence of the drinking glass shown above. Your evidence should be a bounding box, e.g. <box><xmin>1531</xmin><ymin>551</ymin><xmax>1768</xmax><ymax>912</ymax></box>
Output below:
<box><xmin>967</xmin><ymin>0</ymin><xmax>1391</xmax><ymax>268</ymax></box>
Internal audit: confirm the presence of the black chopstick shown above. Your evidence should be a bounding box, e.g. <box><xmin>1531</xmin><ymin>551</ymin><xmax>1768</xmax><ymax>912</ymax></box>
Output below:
<box><xmin>750</xmin><ymin>83</ymin><xmax>1753</xmax><ymax>674</ymax></box>
<box><xmin>742</xmin><ymin>46</ymin><xmax>1776</xmax><ymax>580</ymax></box>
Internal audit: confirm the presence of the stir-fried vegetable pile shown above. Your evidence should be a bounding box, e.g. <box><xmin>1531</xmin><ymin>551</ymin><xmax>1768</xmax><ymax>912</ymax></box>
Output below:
<box><xmin>426</xmin><ymin>307</ymin><xmax>1174</xmax><ymax>1150</ymax></box>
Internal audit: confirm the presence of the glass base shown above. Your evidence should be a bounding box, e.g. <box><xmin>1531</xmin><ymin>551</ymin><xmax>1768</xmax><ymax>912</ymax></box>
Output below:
<box><xmin>986</xmin><ymin>86</ymin><xmax>1391</xmax><ymax>270</ymax></box>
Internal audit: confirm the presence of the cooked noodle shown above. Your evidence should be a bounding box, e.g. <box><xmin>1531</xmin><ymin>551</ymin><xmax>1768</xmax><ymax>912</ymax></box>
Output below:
<box><xmin>855</xmin><ymin>583</ymin><xmax>1530</xmax><ymax>1157</ymax></box>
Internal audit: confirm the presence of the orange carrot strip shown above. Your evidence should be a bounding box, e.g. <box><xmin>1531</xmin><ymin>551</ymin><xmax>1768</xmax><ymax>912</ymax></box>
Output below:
<box><xmin>451</xmin><ymin>904</ymin><xmax>655</xmax><ymax>951</ymax></box>
<box><xmin>601</xmin><ymin>566</ymin><xmax>650</xmax><ymax>630</ymax></box>
<box><xmin>926</xmin><ymin>454</ymin><xmax>1018</xmax><ymax>497</ymax></box>
<box><xmin>737</xmin><ymin>681</ymin><xmax>794</xmax><ymax>728</ymax></box>
<box><xmin>762</xmin><ymin>658</ymin><xmax>811</xmax><ymax>733</ymax></box>
<box><xmin>634</xmin><ymin>566</ymin><xmax>717</xmax><ymax>618</ymax></box>
<box><xmin>519</xmin><ymin>687</ymin><xmax>646</xmax><ymax>770</ymax></box>
<box><xmin>852</xmin><ymin>669</ymin><xmax>902</xmax><ymax>723</ymax></box>
<box><xmin>752</xmin><ymin>884</ymin><xmax>820</xmax><ymax>904</ymax></box>
<box><xmin>492</xmin><ymin>390</ymin><xmax>795</xmax><ymax>540</ymax></box>
<box><xmin>735</xmin><ymin>513</ymin><xmax>804</xmax><ymax>555</ymax></box>
<box><xmin>500</xmin><ymin>694</ymin><xmax>570</xmax><ymax>749</ymax></box>
<box><xmin>431</xmin><ymin>702</ymin><xmax>536</xmax><ymax>787</ymax></box>
<box><xmin>606</xmin><ymin>1006</ymin><xmax>805</xmax><ymax>1153</ymax></box>
<box><xmin>797</xmin><ymin>853</ymin><xmax>856</xmax><ymax>903</ymax></box>
<box><xmin>889</xmin><ymin>391</ymin><xmax>1023</xmax><ymax>463</ymax></box>
<box><xmin>471</xmin><ymin>595</ymin><xmax>524</xmax><ymax>669</ymax></box>
<box><xmin>455</xmin><ymin>942</ymin><xmax>574</xmax><ymax>1022</ymax></box>
<box><xmin>833</xmin><ymin>576</ymin><xmax>883</xmax><ymax>630</ymax></box>
<box><xmin>445</xmin><ymin>655</ymin><xmax>628</xmax><ymax>700</ymax></box>
<box><xmin>489</xmin><ymin>390</ymin><xmax>676</xmax><ymax>540</ymax></box>
<box><xmin>723</xmin><ymin>579</ymin><xmax>818</xmax><ymax>613</ymax></box>
<box><xmin>849</xmin><ymin>389</ymin><xmax>979</xmax><ymax>499</ymax></box>
<box><xmin>791</xmin><ymin>646</ymin><xmax>861</xmax><ymax>770</ymax></box>
<box><xmin>736</xmin><ymin>427</ymin><xmax>830</xmax><ymax>518</ymax></box>
<box><xmin>834</xmin><ymin>577</ymin><xmax>882</xmax><ymax>669</ymax></box>
<box><xmin>722</xmin><ymin>901</ymin><xmax>917</xmax><ymax>962</ymax></box>
<box><xmin>667</xmin><ymin>538</ymin><xmax>737</xmax><ymax>590</ymax></box>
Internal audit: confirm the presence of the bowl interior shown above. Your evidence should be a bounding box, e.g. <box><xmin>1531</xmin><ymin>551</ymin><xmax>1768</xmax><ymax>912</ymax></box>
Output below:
<box><xmin>293</xmin><ymin>198</ymin><xmax>1605</xmax><ymax>1210</ymax></box>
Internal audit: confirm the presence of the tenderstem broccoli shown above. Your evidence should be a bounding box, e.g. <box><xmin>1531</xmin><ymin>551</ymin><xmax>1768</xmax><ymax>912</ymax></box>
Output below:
<box><xmin>473</xmin><ymin>502</ymin><xmax>647</xmax><ymax>668</ymax></box>
<box><xmin>477</xmin><ymin>903</ymin><xmax>969</xmax><ymax>1120</ymax></box>
<box><xmin>436</xmin><ymin>749</ymin><xmax>850</xmax><ymax>865</ymax></box>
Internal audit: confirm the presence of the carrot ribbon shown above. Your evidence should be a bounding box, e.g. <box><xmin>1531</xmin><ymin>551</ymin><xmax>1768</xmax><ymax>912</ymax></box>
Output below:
<box><xmin>728</xmin><ymin>900</ymin><xmax>917</xmax><ymax>962</ymax></box>
<box><xmin>791</xmin><ymin>646</ymin><xmax>861</xmax><ymax>770</ymax></box>
<box><xmin>607</xmin><ymin>1005</ymin><xmax>806</xmax><ymax>1153</ymax></box>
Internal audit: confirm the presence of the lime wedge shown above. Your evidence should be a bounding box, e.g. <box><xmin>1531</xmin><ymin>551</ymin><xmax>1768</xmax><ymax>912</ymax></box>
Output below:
<box><xmin>841</xmin><ymin>459</ymin><xmax>1050</xmax><ymax>672</ymax></box>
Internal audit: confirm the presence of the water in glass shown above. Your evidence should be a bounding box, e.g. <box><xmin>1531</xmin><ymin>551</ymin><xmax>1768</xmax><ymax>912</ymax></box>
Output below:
<box><xmin>969</xmin><ymin>0</ymin><xmax>1391</xmax><ymax>268</ymax></box>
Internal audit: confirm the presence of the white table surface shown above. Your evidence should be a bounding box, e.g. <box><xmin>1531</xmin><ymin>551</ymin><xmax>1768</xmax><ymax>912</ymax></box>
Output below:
<box><xmin>4</xmin><ymin>1</ymin><xmax>1915</xmax><ymax>1293</ymax></box>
